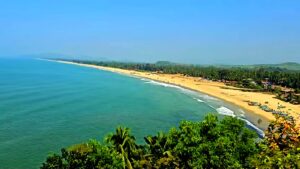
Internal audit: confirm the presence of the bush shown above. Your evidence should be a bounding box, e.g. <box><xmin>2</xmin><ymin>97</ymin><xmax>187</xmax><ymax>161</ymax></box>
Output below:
<box><xmin>41</xmin><ymin>114</ymin><xmax>299</xmax><ymax>169</ymax></box>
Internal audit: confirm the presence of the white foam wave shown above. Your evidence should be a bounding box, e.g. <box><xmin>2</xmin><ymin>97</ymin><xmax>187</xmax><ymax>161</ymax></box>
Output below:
<box><xmin>143</xmin><ymin>78</ymin><xmax>264</xmax><ymax>137</ymax></box>
<box><xmin>216</xmin><ymin>106</ymin><xmax>265</xmax><ymax>137</ymax></box>
<box><xmin>216</xmin><ymin>106</ymin><xmax>236</xmax><ymax>117</ymax></box>
<box><xmin>193</xmin><ymin>98</ymin><xmax>204</xmax><ymax>103</ymax></box>
<box><xmin>145</xmin><ymin>80</ymin><xmax>183</xmax><ymax>89</ymax></box>
<box><xmin>206</xmin><ymin>104</ymin><xmax>216</xmax><ymax>109</ymax></box>
<box><xmin>238</xmin><ymin>118</ymin><xmax>265</xmax><ymax>137</ymax></box>
<box><xmin>238</xmin><ymin>109</ymin><xmax>246</xmax><ymax>117</ymax></box>
<box><xmin>143</xmin><ymin>79</ymin><xmax>265</xmax><ymax>138</ymax></box>
<box><xmin>144</xmin><ymin>80</ymin><xmax>220</xmax><ymax>103</ymax></box>
<box><xmin>202</xmin><ymin>94</ymin><xmax>219</xmax><ymax>101</ymax></box>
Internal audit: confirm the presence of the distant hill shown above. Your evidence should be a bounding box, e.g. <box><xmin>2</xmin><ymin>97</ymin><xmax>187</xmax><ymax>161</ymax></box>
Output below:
<box><xmin>155</xmin><ymin>61</ymin><xmax>176</xmax><ymax>66</ymax></box>
<box><xmin>209</xmin><ymin>62</ymin><xmax>300</xmax><ymax>71</ymax></box>
<box><xmin>253</xmin><ymin>62</ymin><xmax>300</xmax><ymax>71</ymax></box>
<box><xmin>154</xmin><ymin>61</ymin><xmax>300</xmax><ymax>71</ymax></box>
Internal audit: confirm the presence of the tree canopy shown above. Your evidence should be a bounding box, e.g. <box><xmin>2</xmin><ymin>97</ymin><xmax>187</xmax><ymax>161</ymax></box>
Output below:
<box><xmin>64</xmin><ymin>59</ymin><xmax>300</xmax><ymax>90</ymax></box>
<box><xmin>41</xmin><ymin>114</ymin><xmax>300</xmax><ymax>168</ymax></box>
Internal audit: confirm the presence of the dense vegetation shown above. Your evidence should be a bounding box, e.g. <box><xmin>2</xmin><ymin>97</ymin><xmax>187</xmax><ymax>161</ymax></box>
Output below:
<box><xmin>214</xmin><ymin>62</ymin><xmax>300</xmax><ymax>71</ymax></box>
<box><xmin>241</xmin><ymin>62</ymin><xmax>300</xmax><ymax>71</ymax></box>
<box><xmin>41</xmin><ymin>114</ymin><xmax>300</xmax><ymax>169</ymax></box>
<box><xmin>64</xmin><ymin>59</ymin><xmax>300</xmax><ymax>90</ymax></box>
<box><xmin>58</xmin><ymin>59</ymin><xmax>300</xmax><ymax>104</ymax></box>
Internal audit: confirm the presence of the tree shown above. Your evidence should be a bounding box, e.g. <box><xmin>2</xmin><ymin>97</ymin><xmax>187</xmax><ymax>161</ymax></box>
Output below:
<box><xmin>41</xmin><ymin>140</ymin><xmax>123</xmax><ymax>169</ymax></box>
<box><xmin>249</xmin><ymin>114</ymin><xmax>300</xmax><ymax>168</ymax></box>
<box><xmin>167</xmin><ymin>115</ymin><xmax>258</xmax><ymax>168</ymax></box>
<box><xmin>105</xmin><ymin>127</ymin><xmax>138</xmax><ymax>169</ymax></box>
<box><xmin>41</xmin><ymin>114</ymin><xmax>300</xmax><ymax>169</ymax></box>
<box><xmin>144</xmin><ymin>132</ymin><xmax>179</xmax><ymax>168</ymax></box>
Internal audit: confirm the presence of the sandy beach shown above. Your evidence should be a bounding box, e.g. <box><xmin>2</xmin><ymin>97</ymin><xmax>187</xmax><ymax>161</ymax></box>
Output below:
<box><xmin>51</xmin><ymin>59</ymin><xmax>300</xmax><ymax>126</ymax></box>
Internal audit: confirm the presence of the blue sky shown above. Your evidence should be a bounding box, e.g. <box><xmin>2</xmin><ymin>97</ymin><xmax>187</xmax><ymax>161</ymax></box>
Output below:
<box><xmin>0</xmin><ymin>0</ymin><xmax>299</xmax><ymax>64</ymax></box>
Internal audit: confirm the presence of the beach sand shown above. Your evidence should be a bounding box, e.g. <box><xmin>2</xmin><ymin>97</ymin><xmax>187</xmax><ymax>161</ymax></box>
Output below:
<box><xmin>51</xmin><ymin>60</ymin><xmax>300</xmax><ymax>126</ymax></box>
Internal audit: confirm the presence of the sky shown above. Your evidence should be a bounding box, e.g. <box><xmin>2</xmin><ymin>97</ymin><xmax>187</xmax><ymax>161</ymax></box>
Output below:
<box><xmin>0</xmin><ymin>0</ymin><xmax>299</xmax><ymax>64</ymax></box>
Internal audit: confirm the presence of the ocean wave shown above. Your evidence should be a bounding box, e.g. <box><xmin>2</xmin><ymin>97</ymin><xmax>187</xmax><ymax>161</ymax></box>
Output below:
<box><xmin>216</xmin><ymin>107</ymin><xmax>265</xmax><ymax>137</ymax></box>
<box><xmin>143</xmin><ymin>79</ymin><xmax>220</xmax><ymax>102</ymax></box>
<box><xmin>145</xmin><ymin>80</ymin><xmax>183</xmax><ymax>89</ymax></box>
<box><xmin>238</xmin><ymin>109</ymin><xmax>246</xmax><ymax>117</ymax></box>
<box><xmin>144</xmin><ymin>79</ymin><xmax>264</xmax><ymax>137</ymax></box>
<box><xmin>202</xmin><ymin>94</ymin><xmax>219</xmax><ymax>101</ymax></box>
<box><xmin>216</xmin><ymin>106</ymin><xmax>236</xmax><ymax>117</ymax></box>
<box><xmin>145</xmin><ymin>80</ymin><xmax>203</xmax><ymax>98</ymax></box>
<box><xmin>238</xmin><ymin>118</ymin><xmax>265</xmax><ymax>137</ymax></box>
<box><xmin>207</xmin><ymin>104</ymin><xmax>216</xmax><ymax>109</ymax></box>
<box><xmin>240</xmin><ymin>114</ymin><xmax>245</xmax><ymax>118</ymax></box>
<box><xmin>194</xmin><ymin>98</ymin><xmax>204</xmax><ymax>103</ymax></box>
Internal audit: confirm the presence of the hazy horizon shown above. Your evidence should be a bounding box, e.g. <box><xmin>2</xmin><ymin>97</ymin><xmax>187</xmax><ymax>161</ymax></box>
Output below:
<box><xmin>1</xmin><ymin>0</ymin><xmax>300</xmax><ymax>64</ymax></box>
<box><xmin>1</xmin><ymin>54</ymin><xmax>300</xmax><ymax>66</ymax></box>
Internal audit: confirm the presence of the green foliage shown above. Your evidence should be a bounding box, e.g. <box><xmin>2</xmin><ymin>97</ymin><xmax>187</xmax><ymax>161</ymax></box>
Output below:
<box><xmin>41</xmin><ymin>114</ymin><xmax>300</xmax><ymax>169</ymax></box>
<box><xmin>41</xmin><ymin>140</ymin><xmax>123</xmax><ymax>169</ymax></box>
<box><xmin>65</xmin><ymin>59</ymin><xmax>300</xmax><ymax>90</ymax></box>
<box><xmin>41</xmin><ymin>115</ymin><xmax>259</xmax><ymax>169</ymax></box>
<box><xmin>66</xmin><ymin>59</ymin><xmax>300</xmax><ymax>104</ymax></box>
<box><xmin>253</xmin><ymin>62</ymin><xmax>300</xmax><ymax>71</ymax></box>
<box><xmin>105</xmin><ymin>127</ymin><xmax>139</xmax><ymax>169</ymax></box>
<box><xmin>166</xmin><ymin>115</ymin><xmax>258</xmax><ymax>168</ymax></box>
<box><xmin>249</xmin><ymin>114</ymin><xmax>300</xmax><ymax>168</ymax></box>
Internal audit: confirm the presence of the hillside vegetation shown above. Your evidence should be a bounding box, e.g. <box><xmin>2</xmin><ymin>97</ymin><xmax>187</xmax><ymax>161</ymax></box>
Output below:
<box><xmin>214</xmin><ymin>62</ymin><xmax>300</xmax><ymax>71</ymax></box>
<box><xmin>41</xmin><ymin>114</ymin><xmax>300</xmax><ymax>169</ymax></box>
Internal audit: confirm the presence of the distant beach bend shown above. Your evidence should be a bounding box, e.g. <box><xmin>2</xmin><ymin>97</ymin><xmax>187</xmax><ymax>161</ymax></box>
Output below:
<box><xmin>49</xmin><ymin>59</ymin><xmax>300</xmax><ymax>126</ymax></box>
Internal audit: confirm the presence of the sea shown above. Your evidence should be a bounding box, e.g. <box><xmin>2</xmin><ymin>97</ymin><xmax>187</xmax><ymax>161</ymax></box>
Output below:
<box><xmin>0</xmin><ymin>58</ymin><xmax>264</xmax><ymax>168</ymax></box>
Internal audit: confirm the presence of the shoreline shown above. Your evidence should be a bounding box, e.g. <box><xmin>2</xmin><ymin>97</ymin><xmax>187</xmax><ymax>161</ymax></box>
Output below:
<box><xmin>140</xmin><ymin>77</ymin><xmax>270</xmax><ymax>128</ymax></box>
<box><xmin>44</xmin><ymin>59</ymin><xmax>300</xmax><ymax>128</ymax></box>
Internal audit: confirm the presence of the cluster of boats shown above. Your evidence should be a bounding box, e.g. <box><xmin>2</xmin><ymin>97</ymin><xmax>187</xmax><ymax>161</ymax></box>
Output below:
<box><xmin>247</xmin><ymin>101</ymin><xmax>291</xmax><ymax>119</ymax></box>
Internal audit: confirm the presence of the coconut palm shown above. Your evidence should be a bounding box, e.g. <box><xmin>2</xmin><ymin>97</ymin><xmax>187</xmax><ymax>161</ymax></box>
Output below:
<box><xmin>144</xmin><ymin>132</ymin><xmax>169</xmax><ymax>156</ymax></box>
<box><xmin>106</xmin><ymin>127</ymin><xmax>137</xmax><ymax>169</ymax></box>
<box><xmin>144</xmin><ymin>132</ymin><xmax>179</xmax><ymax>168</ymax></box>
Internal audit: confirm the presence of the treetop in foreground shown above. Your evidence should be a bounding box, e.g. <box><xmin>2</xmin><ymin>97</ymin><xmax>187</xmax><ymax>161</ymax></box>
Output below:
<box><xmin>41</xmin><ymin>114</ymin><xmax>300</xmax><ymax>169</ymax></box>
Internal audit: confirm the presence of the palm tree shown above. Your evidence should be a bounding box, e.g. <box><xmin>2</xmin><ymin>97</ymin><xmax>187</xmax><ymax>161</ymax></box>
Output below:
<box><xmin>106</xmin><ymin>127</ymin><xmax>137</xmax><ymax>169</ymax></box>
<box><xmin>144</xmin><ymin>132</ymin><xmax>179</xmax><ymax>168</ymax></box>
<box><xmin>144</xmin><ymin>132</ymin><xmax>168</xmax><ymax>156</ymax></box>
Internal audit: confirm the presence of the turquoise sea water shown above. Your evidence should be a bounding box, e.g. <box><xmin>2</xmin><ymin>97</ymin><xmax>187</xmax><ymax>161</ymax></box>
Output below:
<box><xmin>0</xmin><ymin>58</ymin><xmax>263</xmax><ymax>168</ymax></box>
